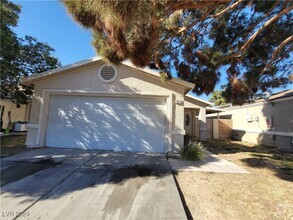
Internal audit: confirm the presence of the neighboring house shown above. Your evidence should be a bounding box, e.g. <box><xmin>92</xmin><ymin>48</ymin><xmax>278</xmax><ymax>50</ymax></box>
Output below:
<box><xmin>207</xmin><ymin>90</ymin><xmax>293</xmax><ymax>152</ymax></box>
<box><xmin>21</xmin><ymin>57</ymin><xmax>209</xmax><ymax>153</ymax></box>
<box><xmin>0</xmin><ymin>99</ymin><xmax>31</xmax><ymax>132</ymax></box>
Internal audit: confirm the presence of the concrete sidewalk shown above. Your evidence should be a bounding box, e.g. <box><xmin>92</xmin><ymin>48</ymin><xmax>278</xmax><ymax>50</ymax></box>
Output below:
<box><xmin>169</xmin><ymin>150</ymin><xmax>249</xmax><ymax>174</ymax></box>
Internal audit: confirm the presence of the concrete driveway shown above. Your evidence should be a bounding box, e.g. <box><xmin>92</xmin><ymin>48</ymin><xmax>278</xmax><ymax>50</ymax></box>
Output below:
<box><xmin>0</xmin><ymin>148</ymin><xmax>186</xmax><ymax>220</ymax></box>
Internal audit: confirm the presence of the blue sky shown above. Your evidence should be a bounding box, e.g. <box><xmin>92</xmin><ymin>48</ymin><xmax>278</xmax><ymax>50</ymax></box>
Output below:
<box><xmin>12</xmin><ymin>1</ymin><xmax>292</xmax><ymax>101</ymax></box>
<box><xmin>13</xmin><ymin>0</ymin><xmax>95</xmax><ymax>65</ymax></box>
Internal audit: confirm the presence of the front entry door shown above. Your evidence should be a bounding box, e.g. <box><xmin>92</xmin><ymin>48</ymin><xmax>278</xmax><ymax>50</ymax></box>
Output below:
<box><xmin>184</xmin><ymin>109</ymin><xmax>193</xmax><ymax>136</ymax></box>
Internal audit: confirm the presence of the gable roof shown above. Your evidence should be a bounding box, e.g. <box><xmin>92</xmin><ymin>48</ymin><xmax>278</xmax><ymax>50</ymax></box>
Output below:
<box><xmin>21</xmin><ymin>56</ymin><xmax>195</xmax><ymax>93</ymax></box>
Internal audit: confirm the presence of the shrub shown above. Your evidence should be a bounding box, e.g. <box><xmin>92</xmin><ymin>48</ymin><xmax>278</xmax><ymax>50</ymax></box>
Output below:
<box><xmin>181</xmin><ymin>141</ymin><xmax>205</xmax><ymax>161</ymax></box>
<box><xmin>184</xmin><ymin>135</ymin><xmax>197</xmax><ymax>146</ymax></box>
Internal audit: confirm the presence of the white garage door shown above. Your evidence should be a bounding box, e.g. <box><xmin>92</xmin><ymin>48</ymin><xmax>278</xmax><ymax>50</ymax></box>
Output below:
<box><xmin>46</xmin><ymin>95</ymin><xmax>166</xmax><ymax>152</ymax></box>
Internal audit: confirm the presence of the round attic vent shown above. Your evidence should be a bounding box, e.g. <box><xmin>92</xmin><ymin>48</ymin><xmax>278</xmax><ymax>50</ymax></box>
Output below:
<box><xmin>98</xmin><ymin>64</ymin><xmax>118</xmax><ymax>83</ymax></box>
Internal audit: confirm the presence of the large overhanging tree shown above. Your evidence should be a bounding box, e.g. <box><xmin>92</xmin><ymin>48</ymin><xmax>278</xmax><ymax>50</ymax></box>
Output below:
<box><xmin>62</xmin><ymin>0</ymin><xmax>292</xmax><ymax>104</ymax></box>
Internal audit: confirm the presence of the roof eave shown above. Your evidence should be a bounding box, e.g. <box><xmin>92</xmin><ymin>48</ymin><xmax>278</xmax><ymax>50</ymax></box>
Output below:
<box><xmin>206</xmin><ymin>107</ymin><xmax>225</xmax><ymax>112</ymax></box>
<box><xmin>120</xmin><ymin>60</ymin><xmax>194</xmax><ymax>92</ymax></box>
<box><xmin>185</xmin><ymin>94</ymin><xmax>212</xmax><ymax>106</ymax></box>
<box><xmin>21</xmin><ymin>56</ymin><xmax>103</xmax><ymax>85</ymax></box>
<box><xmin>20</xmin><ymin>56</ymin><xmax>195</xmax><ymax>92</ymax></box>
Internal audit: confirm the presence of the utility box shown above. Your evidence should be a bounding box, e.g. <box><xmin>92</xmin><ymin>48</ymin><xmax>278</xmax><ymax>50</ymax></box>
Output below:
<box><xmin>14</xmin><ymin>122</ymin><xmax>28</xmax><ymax>132</ymax></box>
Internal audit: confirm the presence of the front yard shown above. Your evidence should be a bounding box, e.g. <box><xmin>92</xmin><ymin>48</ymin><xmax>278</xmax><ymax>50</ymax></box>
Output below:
<box><xmin>1</xmin><ymin>136</ymin><xmax>292</xmax><ymax>219</ymax></box>
<box><xmin>0</xmin><ymin>135</ymin><xmax>32</xmax><ymax>158</ymax></box>
<box><xmin>175</xmin><ymin>139</ymin><xmax>293</xmax><ymax>220</ymax></box>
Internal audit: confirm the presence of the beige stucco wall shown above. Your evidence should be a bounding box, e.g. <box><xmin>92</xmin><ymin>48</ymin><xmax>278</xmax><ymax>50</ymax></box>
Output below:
<box><xmin>224</xmin><ymin>100</ymin><xmax>293</xmax><ymax>132</ymax></box>
<box><xmin>26</xmin><ymin>61</ymin><xmax>187</xmax><ymax>153</ymax></box>
<box><xmin>214</xmin><ymin>99</ymin><xmax>293</xmax><ymax>152</ymax></box>
<box><xmin>0</xmin><ymin>99</ymin><xmax>30</xmax><ymax>130</ymax></box>
<box><xmin>270</xmin><ymin>100</ymin><xmax>293</xmax><ymax>132</ymax></box>
<box><xmin>222</xmin><ymin>103</ymin><xmax>268</xmax><ymax>130</ymax></box>
<box><xmin>233</xmin><ymin>130</ymin><xmax>293</xmax><ymax>152</ymax></box>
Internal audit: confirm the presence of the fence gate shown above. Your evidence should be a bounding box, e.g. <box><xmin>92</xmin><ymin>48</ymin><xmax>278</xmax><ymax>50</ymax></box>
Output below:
<box><xmin>206</xmin><ymin>119</ymin><xmax>213</xmax><ymax>139</ymax></box>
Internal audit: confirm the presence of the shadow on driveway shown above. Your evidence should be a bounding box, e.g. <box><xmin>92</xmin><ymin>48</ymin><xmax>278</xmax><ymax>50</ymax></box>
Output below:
<box><xmin>1</xmin><ymin>148</ymin><xmax>187</xmax><ymax>220</ymax></box>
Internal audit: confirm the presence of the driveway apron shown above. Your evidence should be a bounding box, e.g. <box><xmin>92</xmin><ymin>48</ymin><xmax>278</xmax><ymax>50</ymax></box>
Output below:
<box><xmin>1</xmin><ymin>148</ymin><xmax>186</xmax><ymax>220</ymax></box>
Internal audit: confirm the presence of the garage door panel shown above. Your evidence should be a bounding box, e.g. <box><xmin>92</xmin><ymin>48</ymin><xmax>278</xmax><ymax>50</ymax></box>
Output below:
<box><xmin>46</xmin><ymin>95</ymin><xmax>166</xmax><ymax>152</ymax></box>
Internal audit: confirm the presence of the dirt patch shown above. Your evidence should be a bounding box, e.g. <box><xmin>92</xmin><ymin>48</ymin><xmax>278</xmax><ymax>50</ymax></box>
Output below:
<box><xmin>175</xmin><ymin>140</ymin><xmax>293</xmax><ymax>219</ymax></box>
<box><xmin>1</xmin><ymin>135</ymin><xmax>32</xmax><ymax>158</ymax></box>
<box><xmin>204</xmin><ymin>139</ymin><xmax>293</xmax><ymax>179</ymax></box>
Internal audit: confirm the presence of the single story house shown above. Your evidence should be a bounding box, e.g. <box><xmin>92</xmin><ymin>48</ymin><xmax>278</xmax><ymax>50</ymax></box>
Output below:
<box><xmin>207</xmin><ymin>90</ymin><xmax>293</xmax><ymax>152</ymax></box>
<box><xmin>21</xmin><ymin>57</ymin><xmax>209</xmax><ymax>153</ymax></box>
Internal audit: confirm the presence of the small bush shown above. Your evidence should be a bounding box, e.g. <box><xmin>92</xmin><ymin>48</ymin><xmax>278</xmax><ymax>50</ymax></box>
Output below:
<box><xmin>181</xmin><ymin>141</ymin><xmax>205</xmax><ymax>161</ymax></box>
<box><xmin>184</xmin><ymin>135</ymin><xmax>197</xmax><ymax>146</ymax></box>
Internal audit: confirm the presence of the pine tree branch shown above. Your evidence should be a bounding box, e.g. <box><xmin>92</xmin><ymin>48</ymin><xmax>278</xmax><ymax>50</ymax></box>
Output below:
<box><xmin>222</xmin><ymin>4</ymin><xmax>293</xmax><ymax>62</ymax></box>
<box><xmin>166</xmin><ymin>0</ymin><xmax>230</xmax><ymax>15</ymax></box>
<box><xmin>239</xmin><ymin>0</ymin><xmax>281</xmax><ymax>35</ymax></box>
<box><xmin>239</xmin><ymin>5</ymin><xmax>293</xmax><ymax>54</ymax></box>
<box><xmin>212</xmin><ymin>0</ymin><xmax>245</xmax><ymax>18</ymax></box>
<box><xmin>176</xmin><ymin>0</ymin><xmax>244</xmax><ymax>35</ymax></box>
<box><xmin>259</xmin><ymin>35</ymin><xmax>293</xmax><ymax>76</ymax></box>
<box><xmin>176</xmin><ymin>5</ymin><xmax>217</xmax><ymax>35</ymax></box>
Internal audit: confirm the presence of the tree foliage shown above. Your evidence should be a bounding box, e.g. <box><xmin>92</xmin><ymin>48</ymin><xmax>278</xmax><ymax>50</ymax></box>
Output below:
<box><xmin>209</xmin><ymin>90</ymin><xmax>227</xmax><ymax>106</ymax></box>
<box><xmin>63</xmin><ymin>0</ymin><xmax>293</xmax><ymax>104</ymax></box>
<box><xmin>0</xmin><ymin>0</ymin><xmax>60</xmax><ymax>104</ymax></box>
